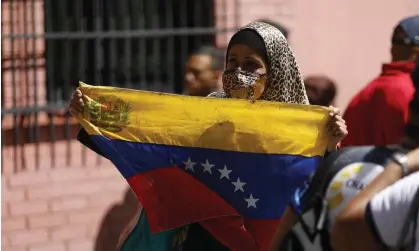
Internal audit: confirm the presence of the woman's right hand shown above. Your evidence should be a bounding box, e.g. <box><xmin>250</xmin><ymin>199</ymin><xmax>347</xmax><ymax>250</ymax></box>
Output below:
<box><xmin>68</xmin><ymin>87</ymin><xmax>85</xmax><ymax>117</ymax></box>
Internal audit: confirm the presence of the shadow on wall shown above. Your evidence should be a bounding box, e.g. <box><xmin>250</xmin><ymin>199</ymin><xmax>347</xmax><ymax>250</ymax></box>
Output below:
<box><xmin>94</xmin><ymin>187</ymin><xmax>140</xmax><ymax>251</ymax></box>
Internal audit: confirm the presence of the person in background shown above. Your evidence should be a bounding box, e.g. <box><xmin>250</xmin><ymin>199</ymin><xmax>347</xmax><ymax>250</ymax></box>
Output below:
<box><xmin>341</xmin><ymin>15</ymin><xmax>419</xmax><ymax>147</ymax></box>
<box><xmin>184</xmin><ymin>46</ymin><xmax>224</xmax><ymax>97</ymax></box>
<box><xmin>257</xmin><ymin>19</ymin><xmax>289</xmax><ymax>39</ymax></box>
<box><xmin>304</xmin><ymin>75</ymin><xmax>337</xmax><ymax>107</ymax></box>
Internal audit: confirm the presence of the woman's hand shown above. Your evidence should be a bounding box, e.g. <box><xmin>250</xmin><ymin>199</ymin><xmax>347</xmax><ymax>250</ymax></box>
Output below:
<box><xmin>326</xmin><ymin>106</ymin><xmax>348</xmax><ymax>152</ymax></box>
<box><xmin>68</xmin><ymin>87</ymin><xmax>85</xmax><ymax>117</ymax></box>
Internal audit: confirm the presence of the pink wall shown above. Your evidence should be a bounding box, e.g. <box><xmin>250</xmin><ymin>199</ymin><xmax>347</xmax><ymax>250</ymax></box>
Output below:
<box><xmin>236</xmin><ymin>0</ymin><xmax>419</xmax><ymax>110</ymax></box>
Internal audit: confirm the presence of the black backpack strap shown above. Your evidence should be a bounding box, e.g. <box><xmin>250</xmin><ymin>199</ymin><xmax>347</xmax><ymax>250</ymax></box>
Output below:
<box><xmin>290</xmin><ymin>147</ymin><xmax>356</xmax><ymax>245</ymax></box>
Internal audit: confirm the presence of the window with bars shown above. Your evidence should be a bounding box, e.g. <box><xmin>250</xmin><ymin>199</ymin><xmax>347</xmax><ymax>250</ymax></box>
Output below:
<box><xmin>44</xmin><ymin>0</ymin><xmax>217</xmax><ymax>104</ymax></box>
<box><xmin>2</xmin><ymin>0</ymin><xmax>238</xmax><ymax>172</ymax></box>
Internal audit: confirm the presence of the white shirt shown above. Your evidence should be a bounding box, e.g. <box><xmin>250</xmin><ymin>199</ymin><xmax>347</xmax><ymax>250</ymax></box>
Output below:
<box><xmin>367</xmin><ymin>172</ymin><xmax>419</xmax><ymax>250</ymax></box>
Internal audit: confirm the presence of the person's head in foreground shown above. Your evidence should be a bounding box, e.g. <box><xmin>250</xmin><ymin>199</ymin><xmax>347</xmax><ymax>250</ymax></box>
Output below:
<box><xmin>304</xmin><ymin>75</ymin><xmax>337</xmax><ymax>107</ymax></box>
<box><xmin>391</xmin><ymin>15</ymin><xmax>419</xmax><ymax>63</ymax></box>
<box><xmin>213</xmin><ymin>21</ymin><xmax>309</xmax><ymax>104</ymax></box>
<box><xmin>184</xmin><ymin>46</ymin><xmax>224</xmax><ymax>97</ymax></box>
<box><xmin>330</xmin><ymin>63</ymin><xmax>419</xmax><ymax>251</ymax></box>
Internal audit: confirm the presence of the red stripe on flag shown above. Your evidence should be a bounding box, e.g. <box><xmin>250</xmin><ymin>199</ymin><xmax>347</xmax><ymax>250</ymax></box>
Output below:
<box><xmin>127</xmin><ymin>167</ymin><xmax>239</xmax><ymax>232</ymax></box>
<box><xmin>127</xmin><ymin>167</ymin><xmax>280</xmax><ymax>251</ymax></box>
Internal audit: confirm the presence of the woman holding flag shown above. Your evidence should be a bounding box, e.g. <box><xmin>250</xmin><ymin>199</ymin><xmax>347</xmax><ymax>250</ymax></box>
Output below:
<box><xmin>69</xmin><ymin>21</ymin><xmax>347</xmax><ymax>251</ymax></box>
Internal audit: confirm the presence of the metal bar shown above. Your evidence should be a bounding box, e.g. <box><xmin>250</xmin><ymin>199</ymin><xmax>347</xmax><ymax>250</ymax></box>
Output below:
<box><xmin>94</xmin><ymin>0</ymin><xmax>103</xmax><ymax>166</ymax></box>
<box><xmin>1</xmin><ymin>59</ymin><xmax>43</xmax><ymax>68</ymax></box>
<box><xmin>65</xmin><ymin>112</ymin><xmax>71</xmax><ymax>167</ymax></box>
<box><xmin>18</xmin><ymin>0</ymin><xmax>27</xmax><ymax>171</ymax></box>
<box><xmin>2</xmin><ymin>27</ymin><xmax>238</xmax><ymax>39</ymax></box>
<box><xmin>1</xmin><ymin>103</ymin><xmax>67</xmax><ymax>115</ymax></box>
<box><xmin>129</xmin><ymin>0</ymin><xmax>140</xmax><ymax>90</ymax></box>
<box><xmin>23</xmin><ymin>0</ymin><xmax>34</xmax><ymax>146</ymax></box>
<box><xmin>62</xmin><ymin>3</ymin><xmax>71</xmax><ymax>167</ymax></box>
<box><xmin>10</xmin><ymin>0</ymin><xmax>20</xmax><ymax>173</ymax></box>
<box><xmin>104</xmin><ymin>0</ymin><xmax>115</xmax><ymax>87</ymax></box>
<box><xmin>48</xmin><ymin>0</ymin><xmax>60</xmax><ymax>168</ymax></box>
<box><xmin>48</xmin><ymin>114</ymin><xmax>56</xmax><ymax>168</ymax></box>
<box><xmin>32</xmin><ymin>0</ymin><xmax>40</xmax><ymax>170</ymax></box>
<box><xmin>149</xmin><ymin>0</ymin><xmax>160</xmax><ymax>91</ymax></box>
<box><xmin>123</xmin><ymin>0</ymin><xmax>132</xmax><ymax>89</ymax></box>
<box><xmin>180</xmin><ymin>0</ymin><xmax>188</xmax><ymax>95</ymax></box>
<box><xmin>165</xmin><ymin>0</ymin><xmax>174</xmax><ymax>93</ymax></box>
<box><xmin>15</xmin><ymin>2</ymin><xmax>27</xmax><ymax>171</ymax></box>
<box><xmin>76</xmin><ymin>0</ymin><xmax>87</xmax><ymax>167</ymax></box>
<box><xmin>193</xmin><ymin>0</ymin><xmax>201</xmax><ymax>48</ymax></box>
<box><xmin>139</xmin><ymin>1</ymin><xmax>146</xmax><ymax>89</ymax></box>
<box><xmin>114</xmin><ymin>0</ymin><xmax>121</xmax><ymax>87</ymax></box>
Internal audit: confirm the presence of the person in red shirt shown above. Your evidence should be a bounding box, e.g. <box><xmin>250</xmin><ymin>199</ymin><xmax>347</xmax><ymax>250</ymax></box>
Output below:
<box><xmin>341</xmin><ymin>15</ymin><xmax>419</xmax><ymax>147</ymax></box>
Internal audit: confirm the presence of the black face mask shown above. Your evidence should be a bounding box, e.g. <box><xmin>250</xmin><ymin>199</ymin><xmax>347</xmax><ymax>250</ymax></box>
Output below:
<box><xmin>222</xmin><ymin>68</ymin><xmax>266</xmax><ymax>99</ymax></box>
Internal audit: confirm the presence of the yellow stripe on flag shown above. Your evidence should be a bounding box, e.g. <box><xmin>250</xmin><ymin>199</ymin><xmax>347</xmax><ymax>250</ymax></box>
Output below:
<box><xmin>76</xmin><ymin>82</ymin><xmax>330</xmax><ymax>157</ymax></box>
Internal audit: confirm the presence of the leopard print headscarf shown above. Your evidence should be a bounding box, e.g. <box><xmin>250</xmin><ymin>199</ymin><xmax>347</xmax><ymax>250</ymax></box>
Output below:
<box><xmin>209</xmin><ymin>21</ymin><xmax>309</xmax><ymax>104</ymax></box>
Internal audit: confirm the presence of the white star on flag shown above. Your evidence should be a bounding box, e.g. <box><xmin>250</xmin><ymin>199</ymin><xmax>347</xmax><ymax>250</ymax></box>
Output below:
<box><xmin>183</xmin><ymin>157</ymin><xmax>196</xmax><ymax>172</ymax></box>
<box><xmin>231</xmin><ymin>177</ymin><xmax>246</xmax><ymax>192</ymax></box>
<box><xmin>218</xmin><ymin>165</ymin><xmax>232</xmax><ymax>180</ymax></box>
<box><xmin>201</xmin><ymin>159</ymin><xmax>215</xmax><ymax>174</ymax></box>
<box><xmin>245</xmin><ymin>194</ymin><xmax>259</xmax><ymax>208</ymax></box>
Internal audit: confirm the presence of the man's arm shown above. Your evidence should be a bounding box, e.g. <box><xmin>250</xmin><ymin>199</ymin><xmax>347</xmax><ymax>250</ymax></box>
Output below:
<box><xmin>268</xmin><ymin>207</ymin><xmax>299</xmax><ymax>251</ymax></box>
<box><xmin>331</xmin><ymin>149</ymin><xmax>419</xmax><ymax>251</ymax></box>
<box><xmin>116</xmin><ymin>206</ymin><xmax>143</xmax><ymax>251</ymax></box>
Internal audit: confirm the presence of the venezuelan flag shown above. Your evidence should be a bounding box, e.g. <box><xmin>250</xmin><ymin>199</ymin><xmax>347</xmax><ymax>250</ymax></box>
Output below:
<box><xmin>76</xmin><ymin>82</ymin><xmax>330</xmax><ymax>251</ymax></box>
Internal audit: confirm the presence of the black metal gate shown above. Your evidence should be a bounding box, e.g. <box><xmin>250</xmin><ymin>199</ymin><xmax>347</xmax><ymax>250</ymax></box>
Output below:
<box><xmin>1</xmin><ymin>0</ymin><xmax>240</xmax><ymax>172</ymax></box>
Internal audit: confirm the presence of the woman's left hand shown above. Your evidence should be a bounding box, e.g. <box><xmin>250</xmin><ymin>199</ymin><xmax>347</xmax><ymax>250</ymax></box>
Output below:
<box><xmin>326</xmin><ymin>106</ymin><xmax>348</xmax><ymax>152</ymax></box>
